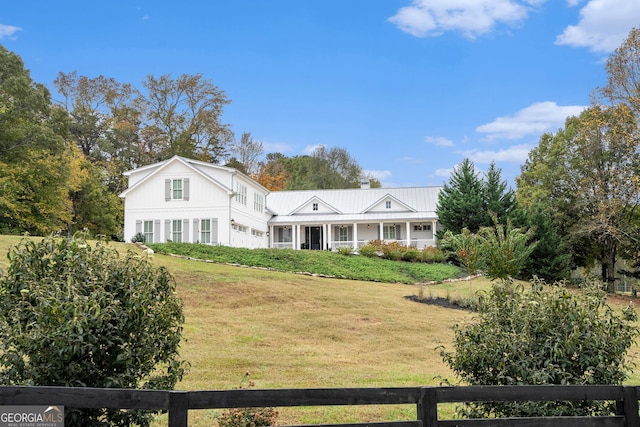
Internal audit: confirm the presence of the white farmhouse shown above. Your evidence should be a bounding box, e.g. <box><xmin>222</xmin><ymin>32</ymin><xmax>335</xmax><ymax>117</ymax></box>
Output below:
<box><xmin>120</xmin><ymin>156</ymin><xmax>442</xmax><ymax>250</ymax></box>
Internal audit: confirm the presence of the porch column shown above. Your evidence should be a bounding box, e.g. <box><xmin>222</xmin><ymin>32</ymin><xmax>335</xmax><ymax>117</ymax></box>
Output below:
<box><xmin>353</xmin><ymin>223</ymin><xmax>358</xmax><ymax>249</ymax></box>
<box><xmin>406</xmin><ymin>221</ymin><xmax>411</xmax><ymax>246</ymax></box>
<box><xmin>379</xmin><ymin>222</ymin><xmax>384</xmax><ymax>241</ymax></box>
<box><xmin>268</xmin><ymin>225</ymin><xmax>273</xmax><ymax>248</ymax></box>
<box><xmin>432</xmin><ymin>220</ymin><xmax>438</xmax><ymax>245</ymax></box>
<box><xmin>294</xmin><ymin>224</ymin><xmax>299</xmax><ymax>250</ymax></box>
<box><xmin>326</xmin><ymin>223</ymin><xmax>332</xmax><ymax>250</ymax></box>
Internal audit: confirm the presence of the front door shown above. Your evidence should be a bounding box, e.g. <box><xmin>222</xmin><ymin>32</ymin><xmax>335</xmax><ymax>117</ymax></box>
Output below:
<box><xmin>308</xmin><ymin>226</ymin><xmax>323</xmax><ymax>250</ymax></box>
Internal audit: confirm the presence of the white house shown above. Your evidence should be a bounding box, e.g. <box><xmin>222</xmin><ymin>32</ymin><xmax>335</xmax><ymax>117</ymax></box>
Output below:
<box><xmin>120</xmin><ymin>156</ymin><xmax>442</xmax><ymax>250</ymax></box>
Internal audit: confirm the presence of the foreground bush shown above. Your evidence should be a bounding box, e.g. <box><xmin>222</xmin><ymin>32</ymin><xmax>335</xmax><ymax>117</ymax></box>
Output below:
<box><xmin>440</xmin><ymin>279</ymin><xmax>638</xmax><ymax>418</ymax></box>
<box><xmin>0</xmin><ymin>234</ymin><xmax>187</xmax><ymax>426</ymax></box>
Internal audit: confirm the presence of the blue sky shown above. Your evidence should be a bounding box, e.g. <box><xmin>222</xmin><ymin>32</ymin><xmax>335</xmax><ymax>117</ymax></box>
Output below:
<box><xmin>1</xmin><ymin>1</ymin><xmax>639</xmax><ymax>187</ymax></box>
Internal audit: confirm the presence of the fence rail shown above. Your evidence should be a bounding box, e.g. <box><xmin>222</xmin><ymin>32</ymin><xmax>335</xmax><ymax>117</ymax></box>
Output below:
<box><xmin>0</xmin><ymin>385</ymin><xmax>638</xmax><ymax>427</ymax></box>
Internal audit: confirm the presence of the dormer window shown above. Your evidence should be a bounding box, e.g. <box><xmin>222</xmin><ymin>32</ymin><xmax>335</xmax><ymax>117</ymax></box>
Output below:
<box><xmin>386</xmin><ymin>201</ymin><xmax>391</xmax><ymax>209</ymax></box>
<box><xmin>312</xmin><ymin>203</ymin><xmax>318</xmax><ymax>211</ymax></box>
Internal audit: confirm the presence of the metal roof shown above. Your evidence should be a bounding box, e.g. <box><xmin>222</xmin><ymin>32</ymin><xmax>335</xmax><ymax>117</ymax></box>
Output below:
<box><xmin>267</xmin><ymin>186</ymin><xmax>442</xmax><ymax>224</ymax></box>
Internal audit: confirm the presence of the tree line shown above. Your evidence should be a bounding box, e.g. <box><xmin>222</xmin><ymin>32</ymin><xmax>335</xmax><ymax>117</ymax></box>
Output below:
<box><xmin>437</xmin><ymin>27</ymin><xmax>640</xmax><ymax>288</ymax></box>
<box><xmin>0</xmin><ymin>45</ymin><xmax>377</xmax><ymax>239</ymax></box>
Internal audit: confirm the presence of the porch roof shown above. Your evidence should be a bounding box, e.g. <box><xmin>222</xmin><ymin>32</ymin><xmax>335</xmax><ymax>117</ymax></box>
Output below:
<box><xmin>268</xmin><ymin>211</ymin><xmax>437</xmax><ymax>225</ymax></box>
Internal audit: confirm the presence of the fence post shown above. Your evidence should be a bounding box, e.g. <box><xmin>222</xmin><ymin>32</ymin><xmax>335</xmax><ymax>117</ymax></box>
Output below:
<box><xmin>623</xmin><ymin>386</ymin><xmax>640</xmax><ymax>427</ymax></box>
<box><xmin>418</xmin><ymin>387</ymin><xmax>438</xmax><ymax>427</ymax></box>
<box><xmin>168</xmin><ymin>391</ymin><xmax>189</xmax><ymax>427</ymax></box>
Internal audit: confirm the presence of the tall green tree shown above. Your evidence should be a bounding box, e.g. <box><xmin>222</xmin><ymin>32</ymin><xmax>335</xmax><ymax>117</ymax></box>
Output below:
<box><xmin>518</xmin><ymin>105</ymin><xmax>640</xmax><ymax>289</ymax></box>
<box><xmin>598</xmin><ymin>26</ymin><xmax>640</xmax><ymax>114</ymax></box>
<box><xmin>483</xmin><ymin>162</ymin><xmax>516</xmax><ymax>226</ymax></box>
<box><xmin>0</xmin><ymin>45</ymin><xmax>74</xmax><ymax>235</ymax></box>
<box><xmin>436</xmin><ymin>159</ymin><xmax>486</xmax><ymax>234</ymax></box>
<box><xmin>140</xmin><ymin>73</ymin><xmax>233</xmax><ymax>163</ymax></box>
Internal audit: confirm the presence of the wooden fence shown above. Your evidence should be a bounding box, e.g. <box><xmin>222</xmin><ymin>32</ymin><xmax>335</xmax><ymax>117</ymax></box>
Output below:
<box><xmin>0</xmin><ymin>384</ymin><xmax>639</xmax><ymax>427</ymax></box>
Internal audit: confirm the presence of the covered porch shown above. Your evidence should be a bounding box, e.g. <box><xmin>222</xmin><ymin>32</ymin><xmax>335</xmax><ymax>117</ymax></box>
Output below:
<box><xmin>268</xmin><ymin>220</ymin><xmax>438</xmax><ymax>251</ymax></box>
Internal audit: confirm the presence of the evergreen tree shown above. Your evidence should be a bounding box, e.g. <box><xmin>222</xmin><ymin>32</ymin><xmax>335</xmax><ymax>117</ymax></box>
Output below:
<box><xmin>436</xmin><ymin>159</ymin><xmax>486</xmax><ymax>234</ymax></box>
<box><xmin>483</xmin><ymin>162</ymin><xmax>516</xmax><ymax>226</ymax></box>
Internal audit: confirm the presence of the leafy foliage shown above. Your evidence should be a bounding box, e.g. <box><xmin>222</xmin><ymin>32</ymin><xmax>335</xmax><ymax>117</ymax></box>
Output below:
<box><xmin>0</xmin><ymin>234</ymin><xmax>187</xmax><ymax>426</ymax></box>
<box><xmin>441</xmin><ymin>280</ymin><xmax>638</xmax><ymax>418</ymax></box>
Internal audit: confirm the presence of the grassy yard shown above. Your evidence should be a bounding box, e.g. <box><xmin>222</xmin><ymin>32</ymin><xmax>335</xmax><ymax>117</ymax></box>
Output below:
<box><xmin>0</xmin><ymin>235</ymin><xmax>637</xmax><ymax>426</ymax></box>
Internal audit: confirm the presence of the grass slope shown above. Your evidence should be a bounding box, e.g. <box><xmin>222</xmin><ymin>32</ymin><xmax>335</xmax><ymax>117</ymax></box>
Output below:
<box><xmin>149</xmin><ymin>242</ymin><xmax>464</xmax><ymax>284</ymax></box>
<box><xmin>1</xmin><ymin>236</ymin><xmax>637</xmax><ymax>426</ymax></box>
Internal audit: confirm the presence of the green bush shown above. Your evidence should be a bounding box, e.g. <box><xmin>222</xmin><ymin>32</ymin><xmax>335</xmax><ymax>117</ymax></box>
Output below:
<box><xmin>0</xmin><ymin>234</ymin><xmax>187</xmax><ymax>426</ymax></box>
<box><xmin>420</xmin><ymin>246</ymin><xmax>445</xmax><ymax>263</ymax></box>
<box><xmin>357</xmin><ymin>243</ymin><xmax>380</xmax><ymax>258</ymax></box>
<box><xmin>131</xmin><ymin>231</ymin><xmax>145</xmax><ymax>243</ymax></box>
<box><xmin>440</xmin><ymin>279</ymin><xmax>638</xmax><ymax>418</ymax></box>
<box><xmin>336</xmin><ymin>246</ymin><xmax>354</xmax><ymax>256</ymax></box>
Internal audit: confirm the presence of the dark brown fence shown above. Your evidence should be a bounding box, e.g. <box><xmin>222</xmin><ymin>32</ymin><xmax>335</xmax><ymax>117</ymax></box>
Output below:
<box><xmin>0</xmin><ymin>385</ymin><xmax>638</xmax><ymax>427</ymax></box>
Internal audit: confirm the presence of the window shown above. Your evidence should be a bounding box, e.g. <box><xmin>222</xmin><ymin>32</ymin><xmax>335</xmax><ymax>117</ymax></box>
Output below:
<box><xmin>172</xmin><ymin>179</ymin><xmax>183</xmax><ymax>200</ymax></box>
<box><xmin>232</xmin><ymin>223</ymin><xmax>247</xmax><ymax>233</ymax></box>
<box><xmin>413</xmin><ymin>224</ymin><xmax>431</xmax><ymax>231</ymax></box>
<box><xmin>312</xmin><ymin>203</ymin><xmax>318</xmax><ymax>211</ymax></box>
<box><xmin>383</xmin><ymin>225</ymin><xmax>397</xmax><ymax>240</ymax></box>
<box><xmin>172</xmin><ymin>220</ymin><xmax>182</xmax><ymax>243</ymax></box>
<box><xmin>385</xmin><ymin>201</ymin><xmax>391</xmax><ymax>209</ymax></box>
<box><xmin>254</xmin><ymin>193</ymin><xmax>264</xmax><ymax>212</ymax></box>
<box><xmin>252</xmin><ymin>229</ymin><xmax>264</xmax><ymax>238</ymax></box>
<box><xmin>143</xmin><ymin>220</ymin><xmax>154</xmax><ymax>243</ymax></box>
<box><xmin>338</xmin><ymin>226</ymin><xmax>349</xmax><ymax>241</ymax></box>
<box><xmin>200</xmin><ymin>219</ymin><xmax>211</xmax><ymax>244</ymax></box>
<box><xmin>278</xmin><ymin>226</ymin><xmax>292</xmax><ymax>242</ymax></box>
<box><xmin>235</xmin><ymin>182</ymin><xmax>247</xmax><ymax>205</ymax></box>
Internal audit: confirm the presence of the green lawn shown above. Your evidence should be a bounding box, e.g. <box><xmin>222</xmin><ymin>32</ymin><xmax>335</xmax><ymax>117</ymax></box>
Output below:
<box><xmin>0</xmin><ymin>235</ymin><xmax>637</xmax><ymax>426</ymax></box>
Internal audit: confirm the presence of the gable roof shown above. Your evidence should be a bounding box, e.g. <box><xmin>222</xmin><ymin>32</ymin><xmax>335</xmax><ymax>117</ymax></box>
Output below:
<box><xmin>361</xmin><ymin>193</ymin><xmax>417</xmax><ymax>214</ymax></box>
<box><xmin>267</xmin><ymin>186</ymin><xmax>442</xmax><ymax>224</ymax></box>
<box><xmin>289</xmin><ymin>196</ymin><xmax>343</xmax><ymax>215</ymax></box>
<box><xmin>119</xmin><ymin>155</ymin><xmax>236</xmax><ymax>198</ymax></box>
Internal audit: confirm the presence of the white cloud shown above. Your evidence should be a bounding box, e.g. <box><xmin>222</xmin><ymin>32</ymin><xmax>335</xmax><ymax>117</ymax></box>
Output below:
<box><xmin>458</xmin><ymin>144</ymin><xmax>533</xmax><ymax>164</ymax></box>
<box><xmin>555</xmin><ymin>0</ymin><xmax>640</xmax><ymax>52</ymax></box>
<box><xmin>476</xmin><ymin>101</ymin><xmax>586</xmax><ymax>140</ymax></box>
<box><xmin>302</xmin><ymin>144</ymin><xmax>324</xmax><ymax>155</ymax></box>
<box><xmin>388</xmin><ymin>0</ymin><xmax>543</xmax><ymax>39</ymax></box>
<box><xmin>0</xmin><ymin>24</ymin><xmax>22</xmax><ymax>40</ymax></box>
<box><xmin>425</xmin><ymin>136</ymin><xmax>454</xmax><ymax>147</ymax></box>
<box><xmin>364</xmin><ymin>169</ymin><xmax>393</xmax><ymax>181</ymax></box>
<box><xmin>262</xmin><ymin>141</ymin><xmax>294</xmax><ymax>154</ymax></box>
<box><xmin>435</xmin><ymin>167</ymin><xmax>455</xmax><ymax>177</ymax></box>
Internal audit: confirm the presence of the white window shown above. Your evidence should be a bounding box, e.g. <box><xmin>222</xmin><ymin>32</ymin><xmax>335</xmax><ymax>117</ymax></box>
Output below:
<box><xmin>338</xmin><ymin>226</ymin><xmax>348</xmax><ymax>241</ymax></box>
<box><xmin>385</xmin><ymin>201</ymin><xmax>391</xmax><ymax>209</ymax></box>
<box><xmin>383</xmin><ymin>225</ymin><xmax>397</xmax><ymax>240</ymax></box>
<box><xmin>172</xmin><ymin>220</ymin><xmax>182</xmax><ymax>242</ymax></box>
<box><xmin>235</xmin><ymin>182</ymin><xmax>247</xmax><ymax>205</ymax></box>
<box><xmin>312</xmin><ymin>203</ymin><xmax>318</xmax><ymax>211</ymax></box>
<box><xmin>143</xmin><ymin>220</ymin><xmax>154</xmax><ymax>243</ymax></box>
<box><xmin>254</xmin><ymin>193</ymin><xmax>264</xmax><ymax>212</ymax></box>
<box><xmin>200</xmin><ymin>219</ymin><xmax>211</xmax><ymax>244</ymax></box>
<box><xmin>278</xmin><ymin>226</ymin><xmax>292</xmax><ymax>242</ymax></box>
<box><xmin>172</xmin><ymin>179</ymin><xmax>183</xmax><ymax>200</ymax></box>
<box><xmin>232</xmin><ymin>223</ymin><xmax>247</xmax><ymax>233</ymax></box>
<box><xmin>252</xmin><ymin>229</ymin><xmax>264</xmax><ymax>238</ymax></box>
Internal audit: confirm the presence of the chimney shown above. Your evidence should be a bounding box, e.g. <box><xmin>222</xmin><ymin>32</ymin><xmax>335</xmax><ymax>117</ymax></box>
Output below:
<box><xmin>360</xmin><ymin>180</ymin><xmax>371</xmax><ymax>189</ymax></box>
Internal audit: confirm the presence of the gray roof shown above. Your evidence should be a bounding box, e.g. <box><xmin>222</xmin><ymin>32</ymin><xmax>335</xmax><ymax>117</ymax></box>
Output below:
<box><xmin>267</xmin><ymin>186</ymin><xmax>442</xmax><ymax>224</ymax></box>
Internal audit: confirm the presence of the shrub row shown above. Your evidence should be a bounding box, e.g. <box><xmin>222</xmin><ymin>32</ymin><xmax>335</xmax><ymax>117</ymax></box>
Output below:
<box><xmin>358</xmin><ymin>240</ymin><xmax>445</xmax><ymax>263</ymax></box>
